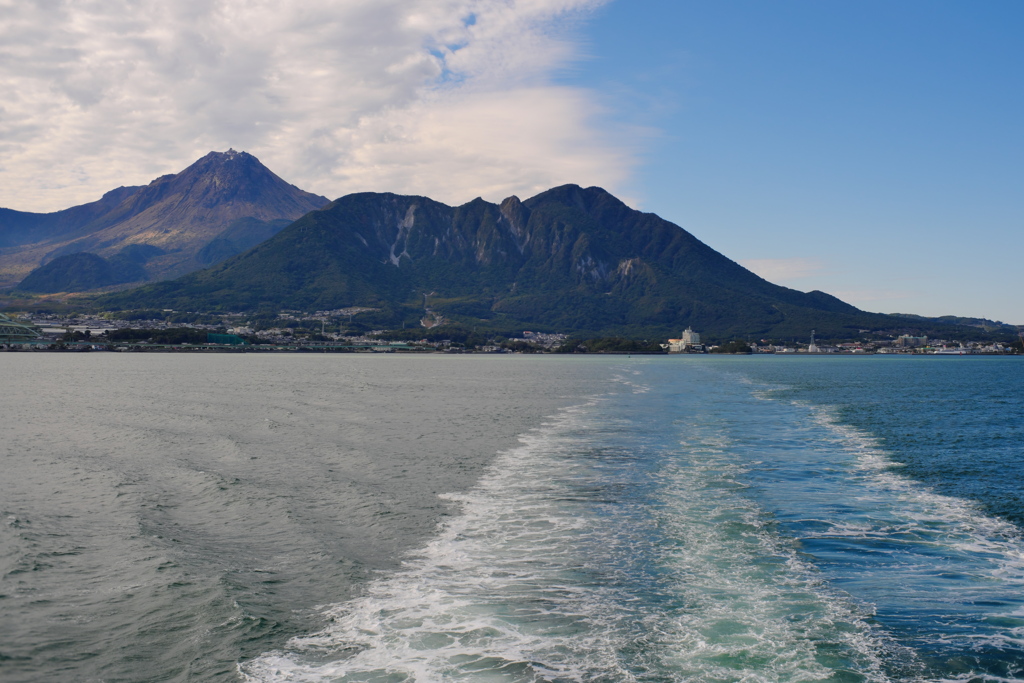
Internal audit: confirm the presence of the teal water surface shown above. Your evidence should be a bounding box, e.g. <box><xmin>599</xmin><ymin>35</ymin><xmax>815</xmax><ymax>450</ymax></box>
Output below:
<box><xmin>244</xmin><ymin>356</ymin><xmax>1024</xmax><ymax>682</ymax></box>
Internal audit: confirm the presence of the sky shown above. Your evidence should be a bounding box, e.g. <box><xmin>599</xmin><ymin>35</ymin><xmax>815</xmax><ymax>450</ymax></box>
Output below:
<box><xmin>1</xmin><ymin>0</ymin><xmax>1021</xmax><ymax>323</ymax></box>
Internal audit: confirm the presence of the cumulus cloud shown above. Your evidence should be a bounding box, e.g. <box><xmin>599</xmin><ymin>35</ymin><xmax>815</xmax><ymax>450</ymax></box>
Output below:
<box><xmin>0</xmin><ymin>0</ymin><xmax>630</xmax><ymax>212</ymax></box>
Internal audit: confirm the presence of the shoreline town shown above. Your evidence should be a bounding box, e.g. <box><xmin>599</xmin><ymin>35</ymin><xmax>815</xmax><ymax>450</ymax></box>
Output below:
<box><xmin>1</xmin><ymin>313</ymin><xmax>1019</xmax><ymax>355</ymax></box>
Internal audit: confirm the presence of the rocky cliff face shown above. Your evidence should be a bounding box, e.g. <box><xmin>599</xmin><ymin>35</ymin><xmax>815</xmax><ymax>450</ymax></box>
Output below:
<box><xmin>1</xmin><ymin>151</ymin><xmax>329</xmax><ymax>289</ymax></box>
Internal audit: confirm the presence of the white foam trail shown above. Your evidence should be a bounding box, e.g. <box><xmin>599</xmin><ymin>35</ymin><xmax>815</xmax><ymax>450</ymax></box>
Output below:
<box><xmin>750</xmin><ymin>383</ymin><xmax>1024</xmax><ymax>568</ymax></box>
<box><xmin>806</xmin><ymin>403</ymin><xmax>1024</xmax><ymax>565</ymax></box>
<box><xmin>610</xmin><ymin>370</ymin><xmax>651</xmax><ymax>394</ymax></box>
<box><xmin>241</xmin><ymin>370</ymin><xmax>917</xmax><ymax>682</ymax></box>
<box><xmin>240</xmin><ymin>402</ymin><xmax>645</xmax><ymax>682</ymax></box>
<box><xmin>641</xmin><ymin>415</ymin><xmax>902</xmax><ymax>683</ymax></box>
<box><xmin>806</xmin><ymin>405</ymin><xmax>1024</xmax><ymax>653</ymax></box>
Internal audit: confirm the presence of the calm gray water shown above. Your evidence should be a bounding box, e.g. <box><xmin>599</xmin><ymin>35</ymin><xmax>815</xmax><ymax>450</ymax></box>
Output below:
<box><xmin>3</xmin><ymin>354</ymin><xmax>1024</xmax><ymax>682</ymax></box>
<box><xmin>0</xmin><ymin>355</ymin><xmax>602</xmax><ymax>682</ymax></box>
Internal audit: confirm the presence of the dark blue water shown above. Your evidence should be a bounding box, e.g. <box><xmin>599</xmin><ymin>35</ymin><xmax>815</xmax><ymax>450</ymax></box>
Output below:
<box><xmin>742</xmin><ymin>356</ymin><xmax>1024</xmax><ymax>525</ymax></box>
<box><xmin>736</xmin><ymin>357</ymin><xmax>1024</xmax><ymax>681</ymax></box>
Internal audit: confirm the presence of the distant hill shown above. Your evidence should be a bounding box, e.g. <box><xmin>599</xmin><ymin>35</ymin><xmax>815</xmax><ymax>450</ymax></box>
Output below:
<box><xmin>98</xmin><ymin>184</ymin><xmax>963</xmax><ymax>340</ymax></box>
<box><xmin>17</xmin><ymin>252</ymin><xmax>146</xmax><ymax>293</ymax></box>
<box><xmin>889</xmin><ymin>313</ymin><xmax>1020</xmax><ymax>335</ymax></box>
<box><xmin>1</xmin><ymin>151</ymin><xmax>329</xmax><ymax>290</ymax></box>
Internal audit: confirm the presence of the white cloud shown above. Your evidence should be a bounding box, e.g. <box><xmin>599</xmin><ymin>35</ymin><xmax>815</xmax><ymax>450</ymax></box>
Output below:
<box><xmin>0</xmin><ymin>0</ymin><xmax>629</xmax><ymax>212</ymax></box>
<box><xmin>738</xmin><ymin>257</ymin><xmax>826</xmax><ymax>283</ymax></box>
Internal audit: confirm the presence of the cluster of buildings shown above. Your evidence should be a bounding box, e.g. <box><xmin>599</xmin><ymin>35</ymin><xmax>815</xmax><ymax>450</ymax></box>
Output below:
<box><xmin>507</xmin><ymin>331</ymin><xmax>569</xmax><ymax>349</ymax></box>
<box><xmin>663</xmin><ymin>327</ymin><xmax>703</xmax><ymax>353</ymax></box>
<box><xmin>0</xmin><ymin>311</ymin><xmax>559</xmax><ymax>353</ymax></box>
<box><xmin>749</xmin><ymin>336</ymin><xmax>1013</xmax><ymax>355</ymax></box>
<box><xmin>661</xmin><ymin>328</ymin><xmax>1017</xmax><ymax>355</ymax></box>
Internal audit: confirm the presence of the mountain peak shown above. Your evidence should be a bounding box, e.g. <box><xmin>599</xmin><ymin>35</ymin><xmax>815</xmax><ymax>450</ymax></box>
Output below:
<box><xmin>499</xmin><ymin>195</ymin><xmax>530</xmax><ymax>244</ymax></box>
<box><xmin>184</xmin><ymin>149</ymin><xmax>264</xmax><ymax>176</ymax></box>
<box><xmin>131</xmin><ymin>150</ymin><xmax>326</xmax><ymax>211</ymax></box>
<box><xmin>1</xmin><ymin>150</ymin><xmax>331</xmax><ymax>288</ymax></box>
<box><xmin>524</xmin><ymin>184</ymin><xmax>621</xmax><ymax>214</ymax></box>
<box><xmin>202</xmin><ymin>148</ymin><xmax>247</xmax><ymax>160</ymax></box>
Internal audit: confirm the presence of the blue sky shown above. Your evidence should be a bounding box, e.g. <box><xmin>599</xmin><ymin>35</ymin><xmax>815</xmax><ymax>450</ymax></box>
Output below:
<box><xmin>571</xmin><ymin>0</ymin><xmax>1024</xmax><ymax>323</ymax></box>
<box><xmin>2</xmin><ymin>1</ymin><xmax>1021</xmax><ymax>323</ymax></box>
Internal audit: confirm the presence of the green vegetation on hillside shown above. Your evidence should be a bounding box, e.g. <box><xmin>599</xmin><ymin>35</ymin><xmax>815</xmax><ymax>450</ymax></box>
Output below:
<box><xmin>710</xmin><ymin>340</ymin><xmax>753</xmax><ymax>354</ymax></box>
<box><xmin>107</xmin><ymin>328</ymin><xmax>218</xmax><ymax>345</ymax></box>
<box><xmin>555</xmin><ymin>337</ymin><xmax>666</xmax><ymax>354</ymax></box>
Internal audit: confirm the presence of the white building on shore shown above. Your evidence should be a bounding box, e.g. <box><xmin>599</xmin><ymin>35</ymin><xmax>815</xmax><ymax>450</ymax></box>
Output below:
<box><xmin>664</xmin><ymin>327</ymin><xmax>701</xmax><ymax>353</ymax></box>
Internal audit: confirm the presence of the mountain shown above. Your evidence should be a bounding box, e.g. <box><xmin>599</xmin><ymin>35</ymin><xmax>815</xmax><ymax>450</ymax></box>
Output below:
<box><xmin>98</xmin><ymin>184</ymin><xmax>926</xmax><ymax>339</ymax></box>
<box><xmin>1</xmin><ymin>151</ymin><xmax>329</xmax><ymax>290</ymax></box>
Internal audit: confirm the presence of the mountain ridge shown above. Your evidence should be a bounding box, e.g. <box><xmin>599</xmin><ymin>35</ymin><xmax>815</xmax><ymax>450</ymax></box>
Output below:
<box><xmin>0</xmin><ymin>186</ymin><xmax>142</xmax><ymax>250</ymax></box>
<box><xmin>97</xmin><ymin>184</ymin><xmax>920</xmax><ymax>338</ymax></box>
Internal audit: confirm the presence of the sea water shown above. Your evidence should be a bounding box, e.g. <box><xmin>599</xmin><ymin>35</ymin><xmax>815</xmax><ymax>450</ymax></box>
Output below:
<box><xmin>2</xmin><ymin>355</ymin><xmax>1023</xmax><ymax>682</ymax></box>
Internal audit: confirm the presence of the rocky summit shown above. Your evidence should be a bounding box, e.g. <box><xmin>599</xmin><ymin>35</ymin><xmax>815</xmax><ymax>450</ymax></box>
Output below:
<box><xmin>1</xmin><ymin>151</ymin><xmax>328</xmax><ymax>290</ymax></box>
